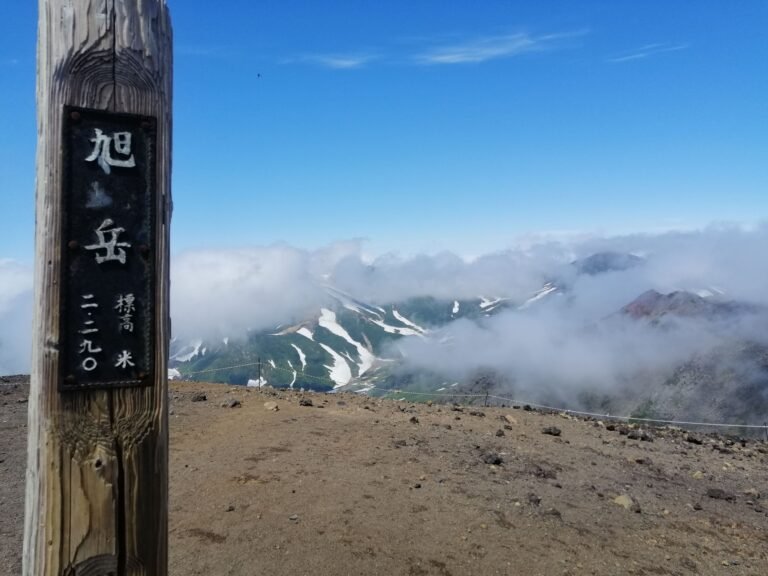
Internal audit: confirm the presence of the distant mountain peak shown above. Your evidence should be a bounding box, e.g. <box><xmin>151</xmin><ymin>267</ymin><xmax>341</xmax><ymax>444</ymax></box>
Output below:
<box><xmin>621</xmin><ymin>289</ymin><xmax>755</xmax><ymax>320</ymax></box>
<box><xmin>572</xmin><ymin>252</ymin><xmax>644</xmax><ymax>276</ymax></box>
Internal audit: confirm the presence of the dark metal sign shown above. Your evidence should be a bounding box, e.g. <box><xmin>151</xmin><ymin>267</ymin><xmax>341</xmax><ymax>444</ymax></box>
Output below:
<box><xmin>60</xmin><ymin>106</ymin><xmax>157</xmax><ymax>390</ymax></box>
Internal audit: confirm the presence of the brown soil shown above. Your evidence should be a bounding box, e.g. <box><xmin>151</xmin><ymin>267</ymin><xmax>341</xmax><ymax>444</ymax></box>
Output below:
<box><xmin>2</xmin><ymin>379</ymin><xmax>767</xmax><ymax>575</ymax></box>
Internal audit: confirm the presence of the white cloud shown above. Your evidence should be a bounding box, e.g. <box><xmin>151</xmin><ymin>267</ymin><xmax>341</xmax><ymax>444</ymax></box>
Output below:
<box><xmin>295</xmin><ymin>53</ymin><xmax>376</xmax><ymax>69</ymax></box>
<box><xmin>608</xmin><ymin>42</ymin><xmax>689</xmax><ymax>63</ymax></box>
<box><xmin>415</xmin><ymin>30</ymin><xmax>587</xmax><ymax>65</ymax></box>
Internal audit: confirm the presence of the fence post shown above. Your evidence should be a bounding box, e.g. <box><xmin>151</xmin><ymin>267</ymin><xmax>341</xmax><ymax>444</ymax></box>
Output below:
<box><xmin>23</xmin><ymin>2</ymin><xmax>173</xmax><ymax>575</ymax></box>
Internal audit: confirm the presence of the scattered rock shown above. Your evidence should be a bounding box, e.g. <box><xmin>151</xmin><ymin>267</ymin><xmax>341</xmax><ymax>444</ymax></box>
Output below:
<box><xmin>226</xmin><ymin>504</ymin><xmax>235</xmax><ymax>512</ymax></box>
<box><xmin>613</xmin><ymin>494</ymin><xmax>641</xmax><ymax>513</ymax></box>
<box><xmin>605</xmin><ymin>423</ymin><xmax>617</xmax><ymax>431</ymax></box>
<box><xmin>191</xmin><ymin>393</ymin><xmax>207</xmax><ymax>402</ymax></box>
<box><xmin>263</xmin><ymin>401</ymin><xmax>279</xmax><ymax>412</ymax></box>
<box><xmin>542</xmin><ymin>426</ymin><xmax>561</xmax><ymax>437</ymax></box>
<box><xmin>743</xmin><ymin>488</ymin><xmax>761</xmax><ymax>499</ymax></box>
<box><xmin>299</xmin><ymin>398</ymin><xmax>313</xmax><ymax>407</ymax></box>
<box><xmin>627</xmin><ymin>430</ymin><xmax>654</xmax><ymax>442</ymax></box>
<box><xmin>409</xmin><ymin>416</ymin><xmax>419</xmax><ymax>424</ymax></box>
<box><xmin>288</xmin><ymin>514</ymin><xmax>299</xmax><ymax>522</ymax></box>
<box><xmin>495</xmin><ymin>429</ymin><xmax>505</xmax><ymax>437</ymax></box>
<box><xmin>223</xmin><ymin>398</ymin><xmax>241</xmax><ymax>408</ymax></box>
<box><xmin>336</xmin><ymin>401</ymin><xmax>347</xmax><ymax>406</ymax></box>
<box><xmin>468</xmin><ymin>410</ymin><xmax>485</xmax><ymax>417</ymax></box>
<box><xmin>693</xmin><ymin>502</ymin><xmax>703</xmax><ymax>511</ymax></box>
<box><xmin>543</xmin><ymin>508</ymin><xmax>562</xmax><ymax>518</ymax></box>
<box><xmin>706</xmin><ymin>488</ymin><xmax>735</xmax><ymax>501</ymax></box>
<box><xmin>692</xmin><ymin>470</ymin><xmax>704</xmax><ymax>480</ymax></box>
<box><xmin>481</xmin><ymin>451</ymin><xmax>503</xmax><ymax>466</ymax></box>
<box><xmin>527</xmin><ymin>493</ymin><xmax>541</xmax><ymax>506</ymax></box>
<box><xmin>502</xmin><ymin>414</ymin><xmax>518</xmax><ymax>425</ymax></box>
<box><xmin>531</xmin><ymin>465</ymin><xmax>557</xmax><ymax>480</ymax></box>
<box><xmin>392</xmin><ymin>439</ymin><xmax>407</xmax><ymax>448</ymax></box>
<box><xmin>685</xmin><ymin>434</ymin><xmax>703</xmax><ymax>445</ymax></box>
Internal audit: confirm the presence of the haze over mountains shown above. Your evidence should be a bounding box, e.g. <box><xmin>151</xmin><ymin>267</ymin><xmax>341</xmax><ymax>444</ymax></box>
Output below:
<box><xmin>163</xmin><ymin>224</ymin><xmax>768</xmax><ymax>426</ymax></box>
<box><xmin>2</xmin><ymin>224</ymin><xmax>767</xmax><ymax>425</ymax></box>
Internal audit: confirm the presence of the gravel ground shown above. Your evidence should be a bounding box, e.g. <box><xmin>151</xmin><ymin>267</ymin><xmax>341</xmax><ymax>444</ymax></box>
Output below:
<box><xmin>2</xmin><ymin>379</ymin><xmax>767</xmax><ymax>575</ymax></box>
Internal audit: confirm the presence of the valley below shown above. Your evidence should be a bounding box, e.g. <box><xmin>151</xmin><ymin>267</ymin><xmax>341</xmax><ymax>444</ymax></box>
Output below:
<box><xmin>2</xmin><ymin>378</ymin><xmax>767</xmax><ymax>575</ymax></box>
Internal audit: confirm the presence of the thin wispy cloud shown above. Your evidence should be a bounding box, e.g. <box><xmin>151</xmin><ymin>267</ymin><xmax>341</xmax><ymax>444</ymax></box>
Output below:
<box><xmin>414</xmin><ymin>30</ymin><xmax>587</xmax><ymax>65</ymax></box>
<box><xmin>294</xmin><ymin>53</ymin><xmax>376</xmax><ymax>69</ymax></box>
<box><xmin>608</xmin><ymin>42</ymin><xmax>689</xmax><ymax>63</ymax></box>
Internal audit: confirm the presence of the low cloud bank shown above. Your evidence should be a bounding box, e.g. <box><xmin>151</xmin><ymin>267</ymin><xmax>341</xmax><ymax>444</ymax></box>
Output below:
<box><xmin>2</xmin><ymin>223</ymin><xmax>767</xmax><ymax>381</ymax></box>
<box><xmin>0</xmin><ymin>260</ymin><xmax>33</xmax><ymax>375</ymax></box>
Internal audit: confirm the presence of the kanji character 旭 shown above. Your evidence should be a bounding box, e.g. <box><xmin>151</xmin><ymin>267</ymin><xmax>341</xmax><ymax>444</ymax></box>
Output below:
<box><xmin>85</xmin><ymin>128</ymin><xmax>136</xmax><ymax>174</ymax></box>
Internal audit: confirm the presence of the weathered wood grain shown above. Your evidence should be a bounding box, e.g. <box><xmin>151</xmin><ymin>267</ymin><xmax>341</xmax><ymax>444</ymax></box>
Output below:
<box><xmin>24</xmin><ymin>2</ymin><xmax>172</xmax><ymax>575</ymax></box>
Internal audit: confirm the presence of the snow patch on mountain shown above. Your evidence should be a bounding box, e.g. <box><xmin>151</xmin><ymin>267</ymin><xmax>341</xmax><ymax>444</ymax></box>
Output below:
<box><xmin>318</xmin><ymin>308</ymin><xmax>376</xmax><ymax>375</ymax></box>
<box><xmin>319</xmin><ymin>343</ymin><xmax>352</xmax><ymax>387</ymax></box>
<box><xmin>392</xmin><ymin>309</ymin><xmax>426</xmax><ymax>334</ymax></box>
<box><xmin>297</xmin><ymin>327</ymin><xmax>314</xmax><ymax>341</ymax></box>
<box><xmin>518</xmin><ymin>283</ymin><xmax>559</xmax><ymax>310</ymax></box>
<box><xmin>291</xmin><ymin>344</ymin><xmax>307</xmax><ymax>370</ymax></box>
<box><xmin>286</xmin><ymin>360</ymin><xmax>297</xmax><ymax>388</ymax></box>
<box><xmin>452</xmin><ymin>301</ymin><xmax>460</xmax><ymax>314</ymax></box>
<box><xmin>479</xmin><ymin>297</ymin><xmax>502</xmax><ymax>309</ymax></box>
<box><xmin>370</xmin><ymin>319</ymin><xmax>423</xmax><ymax>337</ymax></box>
<box><xmin>171</xmin><ymin>339</ymin><xmax>203</xmax><ymax>362</ymax></box>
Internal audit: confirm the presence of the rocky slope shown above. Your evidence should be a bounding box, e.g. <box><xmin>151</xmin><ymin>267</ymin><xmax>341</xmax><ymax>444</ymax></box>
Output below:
<box><xmin>2</xmin><ymin>379</ymin><xmax>767</xmax><ymax>575</ymax></box>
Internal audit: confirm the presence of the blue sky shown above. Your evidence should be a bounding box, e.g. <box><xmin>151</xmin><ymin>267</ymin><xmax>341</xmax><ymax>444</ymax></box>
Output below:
<box><xmin>1</xmin><ymin>1</ymin><xmax>766</xmax><ymax>263</ymax></box>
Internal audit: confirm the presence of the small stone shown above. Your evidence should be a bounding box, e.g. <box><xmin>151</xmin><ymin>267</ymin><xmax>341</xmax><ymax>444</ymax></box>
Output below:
<box><xmin>468</xmin><ymin>410</ymin><xmax>485</xmax><ymax>417</ymax></box>
<box><xmin>685</xmin><ymin>434</ymin><xmax>703</xmax><ymax>445</ymax></box>
<box><xmin>226</xmin><ymin>504</ymin><xmax>235</xmax><ymax>512</ymax></box>
<box><xmin>299</xmin><ymin>398</ymin><xmax>313</xmax><ymax>407</ymax></box>
<box><xmin>527</xmin><ymin>493</ymin><xmax>541</xmax><ymax>506</ymax></box>
<box><xmin>692</xmin><ymin>470</ymin><xmax>704</xmax><ymax>479</ymax></box>
<box><xmin>223</xmin><ymin>398</ymin><xmax>241</xmax><ymax>408</ymax></box>
<box><xmin>495</xmin><ymin>429</ymin><xmax>505</xmax><ymax>437</ymax></box>
<box><xmin>263</xmin><ymin>401</ymin><xmax>279</xmax><ymax>411</ymax></box>
<box><xmin>481</xmin><ymin>451</ymin><xmax>503</xmax><ymax>465</ymax></box>
<box><xmin>613</xmin><ymin>494</ymin><xmax>636</xmax><ymax>511</ymax></box>
<box><xmin>191</xmin><ymin>392</ymin><xmax>207</xmax><ymax>402</ymax></box>
<box><xmin>543</xmin><ymin>508</ymin><xmax>562</xmax><ymax>518</ymax></box>
<box><xmin>409</xmin><ymin>416</ymin><xmax>419</xmax><ymax>424</ymax></box>
<box><xmin>288</xmin><ymin>514</ymin><xmax>299</xmax><ymax>522</ymax></box>
<box><xmin>743</xmin><ymin>488</ymin><xmax>761</xmax><ymax>499</ymax></box>
<box><xmin>706</xmin><ymin>488</ymin><xmax>735</xmax><ymax>501</ymax></box>
<box><xmin>693</xmin><ymin>502</ymin><xmax>703</xmax><ymax>511</ymax></box>
<box><xmin>542</xmin><ymin>426</ymin><xmax>561</xmax><ymax>437</ymax></box>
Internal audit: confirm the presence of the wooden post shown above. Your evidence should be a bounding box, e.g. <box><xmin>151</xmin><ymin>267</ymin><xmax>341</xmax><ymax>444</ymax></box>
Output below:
<box><xmin>24</xmin><ymin>2</ymin><xmax>172</xmax><ymax>575</ymax></box>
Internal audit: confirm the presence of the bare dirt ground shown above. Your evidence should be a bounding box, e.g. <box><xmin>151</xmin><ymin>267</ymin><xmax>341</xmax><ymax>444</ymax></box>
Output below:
<box><xmin>2</xmin><ymin>378</ymin><xmax>767</xmax><ymax>576</ymax></box>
